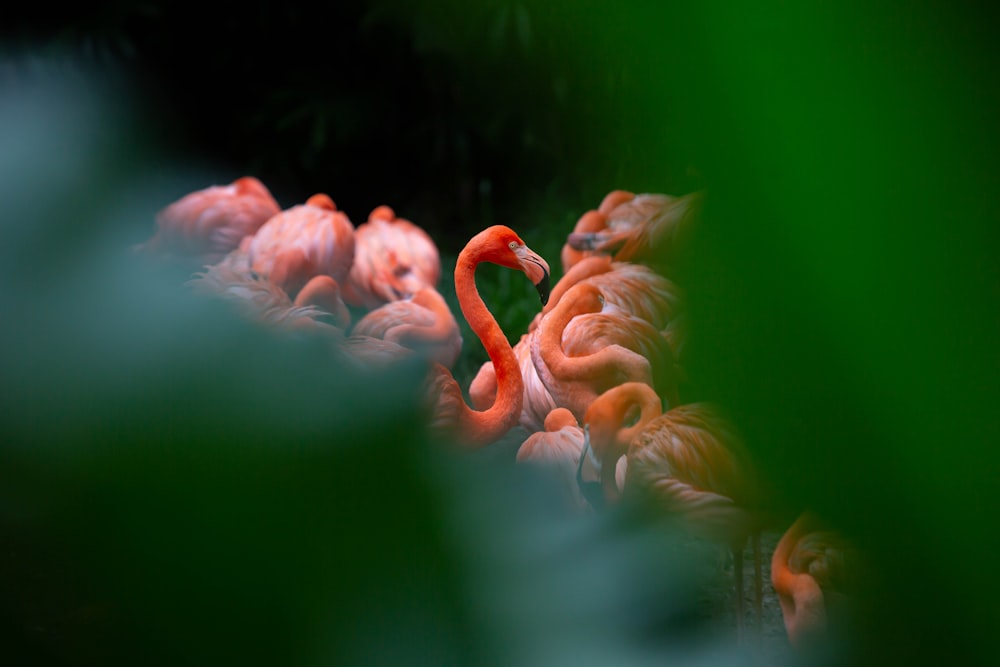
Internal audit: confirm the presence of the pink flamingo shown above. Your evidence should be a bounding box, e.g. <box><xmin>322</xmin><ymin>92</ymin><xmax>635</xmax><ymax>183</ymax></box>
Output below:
<box><xmin>581</xmin><ymin>382</ymin><xmax>762</xmax><ymax>641</ymax></box>
<box><xmin>472</xmin><ymin>256</ymin><xmax>684</xmax><ymax>432</ymax></box>
<box><xmin>344</xmin><ymin>205</ymin><xmax>442</xmax><ymax>310</ymax></box>
<box><xmin>350</xmin><ymin>285</ymin><xmax>463</xmax><ymax>369</ymax></box>
<box><xmin>528</xmin><ymin>256</ymin><xmax>684</xmax><ymax>336</ymax></box>
<box><xmin>516</xmin><ymin>407</ymin><xmax>626</xmax><ymax>512</ymax></box>
<box><xmin>134</xmin><ymin>176</ymin><xmax>280</xmax><ymax>271</ymax></box>
<box><xmin>424</xmin><ymin>225</ymin><xmax>550</xmax><ymax>448</ymax></box>
<box><xmin>186</xmin><ymin>250</ymin><xmax>346</xmax><ymax>336</ymax></box>
<box><xmin>771</xmin><ymin>512</ymin><xmax>859</xmax><ymax>648</ymax></box>
<box><xmin>468</xmin><ymin>331</ymin><xmax>558</xmax><ymax>433</ymax></box>
<box><xmin>566</xmin><ymin>190</ymin><xmax>704</xmax><ymax>270</ymax></box>
<box><xmin>247</xmin><ymin>193</ymin><xmax>356</xmax><ymax>298</ymax></box>
<box><xmin>529</xmin><ymin>281</ymin><xmax>681</xmax><ymax>422</ymax></box>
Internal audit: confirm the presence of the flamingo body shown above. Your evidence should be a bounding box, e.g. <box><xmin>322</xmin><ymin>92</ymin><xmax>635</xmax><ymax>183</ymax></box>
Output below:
<box><xmin>247</xmin><ymin>194</ymin><xmax>356</xmax><ymax>300</ymax></box>
<box><xmin>186</xmin><ymin>250</ymin><xmax>341</xmax><ymax>336</ymax></box>
<box><xmin>135</xmin><ymin>176</ymin><xmax>281</xmax><ymax>269</ymax></box>
<box><xmin>581</xmin><ymin>382</ymin><xmax>761</xmax><ymax>641</ymax></box>
<box><xmin>567</xmin><ymin>191</ymin><xmax>703</xmax><ymax>270</ymax></box>
<box><xmin>345</xmin><ymin>206</ymin><xmax>441</xmax><ymax>309</ymax></box>
<box><xmin>351</xmin><ymin>286</ymin><xmax>463</xmax><ymax>368</ymax></box>
<box><xmin>530</xmin><ymin>256</ymin><xmax>684</xmax><ymax>336</ymax></box>
<box><xmin>516</xmin><ymin>407</ymin><xmax>625</xmax><ymax>512</ymax></box>
<box><xmin>531</xmin><ymin>282</ymin><xmax>681</xmax><ymax>421</ymax></box>
<box><xmin>771</xmin><ymin>512</ymin><xmax>858</xmax><ymax>648</ymax></box>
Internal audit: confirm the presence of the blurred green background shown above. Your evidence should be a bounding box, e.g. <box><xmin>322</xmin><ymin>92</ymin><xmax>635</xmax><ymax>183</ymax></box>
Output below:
<box><xmin>2</xmin><ymin>2</ymin><xmax>998</xmax><ymax>666</ymax></box>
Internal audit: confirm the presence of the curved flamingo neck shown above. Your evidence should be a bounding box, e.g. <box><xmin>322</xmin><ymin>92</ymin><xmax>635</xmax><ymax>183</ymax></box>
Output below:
<box><xmin>771</xmin><ymin>513</ymin><xmax>829</xmax><ymax>646</ymax></box>
<box><xmin>451</xmin><ymin>246</ymin><xmax>523</xmax><ymax>444</ymax></box>
<box><xmin>615</xmin><ymin>383</ymin><xmax>663</xmax><ymax>448</ymax></box>
<box><xmin>542</xmin><ymin>256</ymin><xmax>614</xmax><ymax>318</ymax></box>
<box><xmin>537</xmin><ymin>283</ymin><xmax>651</xmax><ymax>386</ymax></box>
<box><xmin>598</xmin><ymin>190</ymin><xmax>636</xmax><ymax>215</ymax></box>
<box><xmin>537</xmin><ymin>284</ymin><xmax>604</xmax><ymax>381</ymax></box>
<box><xmin>598</xmin><ymin>382</ymin><xmax>662</xmax><ymax>500</ymax></box>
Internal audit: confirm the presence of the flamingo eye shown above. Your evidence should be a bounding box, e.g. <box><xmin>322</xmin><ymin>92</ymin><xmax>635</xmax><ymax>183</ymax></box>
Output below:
<box><xmin>508</xmin><ymin>241</ymin><xmax>518</xmax><ymax>249</ymax></box>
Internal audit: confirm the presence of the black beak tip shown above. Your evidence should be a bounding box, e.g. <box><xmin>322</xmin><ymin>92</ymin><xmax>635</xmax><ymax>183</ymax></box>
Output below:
<box><xmin>535</xmin><ymin>271</ymin><xmax>550</xmax><ymax>306</ymax></box>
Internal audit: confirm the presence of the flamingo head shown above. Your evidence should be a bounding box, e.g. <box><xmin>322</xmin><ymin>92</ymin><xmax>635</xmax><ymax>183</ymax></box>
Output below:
<box><xmin>304</xmin><ymin>193</ymin><xmax>337</xmax><ymax>211</ymax></box>
<box><xmin>477</xmin><ymin>225</ymin><xmax>551</xmax><ymax>305</ymax></box>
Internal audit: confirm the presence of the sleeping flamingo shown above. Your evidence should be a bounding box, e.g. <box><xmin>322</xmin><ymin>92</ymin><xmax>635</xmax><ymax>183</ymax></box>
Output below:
<box><xmin>515</xmin><ymin>407</ymin><xmax>626</xmax><ymax>512</ymax></box>
<box><xmin>189</xmin><ymin>248</ymin><xmax>420</xmax><ymax>371</ymax></box>
<box><xmin>186</xmin><ymin>250</ymin><xmax>346</xmax><ymax>336</ymax></box>
<box><xmin>579</xmin><ymin>382</ymin><xmax>761</xmax><ymax>642</ymax></box>
<box><xmin>424</xmin><ymin>225</ymin><xmax>550</xmax><ymax>448</ymax></box>
<box><xmin>246</xmin><ymin>193</ymin><xmax>356</xmax><ymax>305</ymax></box>
<box><xmin>516</xmin><ymin>408</ymin><xmax>588</xmax><ymax>511</ymax></box>
<box><xmin>530</xmin><ymin>281</ymin><xmax>681</xmax><ymax>422</ymax></box>
<box><xmin>350</xmin><ymin>285</ymin><xmax>463</xmax><ymax>368</ymax></box>
<box><xmin>344</xmin><ymin>205</ymin><xmax>442</xmax><ymax>310</ymax></box>
<box><xmin>771</xmin><ymin>512</ymin><xmax>860</xmax><ymax>648</ymax></box>
<box><xmin>133</xmin><ymin>176</ymin><xmax>281</xmax><ymax>272</ymax></box>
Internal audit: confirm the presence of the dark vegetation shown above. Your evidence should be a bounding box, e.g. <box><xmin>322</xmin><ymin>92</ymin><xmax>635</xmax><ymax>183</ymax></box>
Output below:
<box><xmin>2</xmin><ymin>2</ymin><xmax>998</xmax><ymax>666</ymax></box>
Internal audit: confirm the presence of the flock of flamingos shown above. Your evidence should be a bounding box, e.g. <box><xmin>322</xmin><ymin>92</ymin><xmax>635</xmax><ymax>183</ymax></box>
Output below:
<box><xmin>132</xmin><ymin>176</ymin><xmax>858</xmax><ymax>652</ymax></box>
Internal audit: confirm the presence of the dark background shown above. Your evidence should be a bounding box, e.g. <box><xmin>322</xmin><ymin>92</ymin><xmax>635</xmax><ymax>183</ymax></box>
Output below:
<box><xmin>1</xmin><ymin>1</ymin><xmax>707</xmax><ymax>249</ymax></box>
<box><xmin>2</xmin><ymin>2</ymin><xmax>999</xmax><ymax>666</ymax></box>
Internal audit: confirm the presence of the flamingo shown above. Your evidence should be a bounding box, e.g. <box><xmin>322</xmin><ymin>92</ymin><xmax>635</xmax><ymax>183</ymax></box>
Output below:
<box><xmin>566</xmin><ymin>191</ymin><xmax>704</xmax><ymax>271</ymax></box>
<box><xmin>246</xmin><ymin>193</ymin><xmax>356</xmax><ymax>309</ymax></box>
<box><xmin>771</xmin><ymin>512</ymin><xmax>859</xmax><ymax>648</ymax></box>
<box><xmin>529</xmin><ymin>281</ymin><xmax>681</xmax><ymax>422</ymax></box>
<box><xmin>471</xmin><ymin>256</ymin><xmax>684</xmax><ymax>431</ymax></box>
<box><xmin>189</xmin><ymin>248</ymin><xmax>417</xmax><ymax>372</ymax></box>
<box><xmin>597</xmin><ymin>189</ymin><xmax>639</xmax><ymax>215</ymax></box>
<box><xmin>536</xmin><ymin>256</ymin><xmax>688</xmax><ymax>391</ymax></box>
<box><xmin>186</xmin><ymin>250</ymin><xmax>346</xmax><ymax>336</ymax></box>
<box><xmin>515</xmin><ymin>407</ymin><xmax>626</xmax><ymax>512</ymax></box>
<box><xmin>558</xmin><ymin>190</ymin><xmax>636</xmax><ymax>273</ymax></box>
<box><xmin>133</xmin><ymin>176</ymin><xmax>281</xmax><ymax>271</ymax></box>
<box><xmin>350</xmin><ymin>285</ymin><xmax>464</xmax><ymax>369</ymax></box>
<box><xmin>528</xmin><ymin>256</ymin><xmax>684</xmax><ymax>336</ymax></box>
<box><xmin>516</xmin><ymin>408</ymin><xmax>588</xmax><ymax>511</ymax></box>
<box><xmin>560</xmin><ymin>209</ymin><xmax>607</xmax><ymax>274</ymax></box>
<box><xmin>344</xmin><ymin>205</ymin><xmax>442</xmax><ymax>310</ymax></box>
<box><xmin>468</xmin><ymin>330</ymin><xmax>558</xmax><ymax>433</ymax></box>
<box><xmin>471</xmin><ymin>292</ymin><xmax>677</xmax><ymax>434</ymax></box>
<box><xmin>579</xmin><ymin>382</ymin><xmax>761</xmax><ymax>642</ymax></box>
<box><xmin>424</xmin><ymin>225</ymin><xmax>550</xmax><ymax>448</ymax></box>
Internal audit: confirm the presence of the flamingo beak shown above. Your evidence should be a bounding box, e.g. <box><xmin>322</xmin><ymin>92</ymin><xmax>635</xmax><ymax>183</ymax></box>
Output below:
<box><xmin>576</xmin><ymin>424</ymin><xmax>605</xmax><ymax>510</ymax></box>
<box><xmin>566</xmin><ymin>231</ymin><xmax>603</xmax><ymax>251</ymax></box>
<box><xmin>515</xmin><ymin>245</ymin><xmax>550</xmax><ymax>305</ymax></box>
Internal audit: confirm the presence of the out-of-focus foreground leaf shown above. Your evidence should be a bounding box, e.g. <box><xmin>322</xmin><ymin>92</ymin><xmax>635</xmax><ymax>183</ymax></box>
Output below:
<box><xmin>643</xmin><ymin>3</ymin><xmax>999</xmax><ymax>667</ymax></box>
